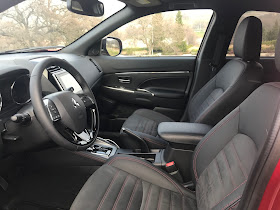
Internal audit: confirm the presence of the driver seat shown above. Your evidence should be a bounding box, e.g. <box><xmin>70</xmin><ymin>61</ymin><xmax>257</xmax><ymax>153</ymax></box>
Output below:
<box><xmin>70</xmin><ymin>36</ymin><xmax>280</xmax><ymax>210</ymax></box>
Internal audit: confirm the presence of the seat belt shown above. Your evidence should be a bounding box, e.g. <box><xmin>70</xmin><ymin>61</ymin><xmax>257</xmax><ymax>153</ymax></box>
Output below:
<box><xmin>209</xmin><ymin>33</ymin><xmax>226</xmax><ymax>78</ymax></box>
<box><xmin>0</xmin><ymin>175</ymin><xmax>8</xmax><ymax>191</ymax></box>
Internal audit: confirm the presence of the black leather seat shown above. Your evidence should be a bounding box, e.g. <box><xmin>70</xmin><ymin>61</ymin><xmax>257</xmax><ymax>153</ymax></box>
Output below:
<box><xmin>120</xmin><ymin>16</ymin><xmax>263</xmax><ymax>150</ymax></box>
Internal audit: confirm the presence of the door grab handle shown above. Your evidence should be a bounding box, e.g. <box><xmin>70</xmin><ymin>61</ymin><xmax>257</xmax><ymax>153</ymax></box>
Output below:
<box><xmin>118</xmin><ymin>78</ymin><xmax>131</xmax><ymax>84</ymax></box>
<box><xmin>137</xmin><ymin>88</ymin><xmax>155</xmax><ymax>96</ymax></box>
<box><xmin>103</xmin><ymin>86</ymin><xmax>134</xmax><ymax>93</ymax></box>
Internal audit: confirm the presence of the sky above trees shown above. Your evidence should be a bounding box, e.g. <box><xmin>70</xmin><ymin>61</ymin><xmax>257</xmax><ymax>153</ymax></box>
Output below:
<box><xmin>0</xmin><ymin>0</ymin><xmax>124</xmax><ymax>51</ymax></box>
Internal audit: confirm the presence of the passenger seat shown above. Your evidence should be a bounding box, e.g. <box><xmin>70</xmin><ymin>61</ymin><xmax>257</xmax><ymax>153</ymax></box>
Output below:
<box><xmin>120</xmin><ymin>16</ymin><xmax>264</xmax><ymax>150</ymax></box>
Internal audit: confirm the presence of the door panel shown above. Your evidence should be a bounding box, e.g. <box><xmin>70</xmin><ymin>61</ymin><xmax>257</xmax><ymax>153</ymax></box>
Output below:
<box><xmin>102</xmin><ymin>71</ymin><xmax>192</xmax><ymax>103</ymax></box>
<box><xmin>94</xmin><ymin>56</ymin><xmax>195</xmax><ymax>73</ymax></box>
<box><xmin>94</xmin><ymin>56</ymin><xmax>196</xmax><ymax>132</ymax></box>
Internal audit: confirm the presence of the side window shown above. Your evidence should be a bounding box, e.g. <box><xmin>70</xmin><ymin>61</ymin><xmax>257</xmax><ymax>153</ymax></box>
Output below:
<box><xmin>227</xmin><ymin>11</ymin><xmax>280</xmax><ymax>57</ymax></box>
<box><xmin>109</xmin><ymin>10</ymin><xmax>213</xmax><ymax>57</ymax></box>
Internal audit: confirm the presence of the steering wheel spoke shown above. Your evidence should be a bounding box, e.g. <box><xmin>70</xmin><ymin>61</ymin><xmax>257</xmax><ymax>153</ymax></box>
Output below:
<box><xmin>43</xmin><ymin>99</ymin><xmax>61</xmax><ymax>122</ymax></box>
<box><xmin>64</xmin><ymin>127</ymin><xmax>95</xmax><ymax>145</ymax></box>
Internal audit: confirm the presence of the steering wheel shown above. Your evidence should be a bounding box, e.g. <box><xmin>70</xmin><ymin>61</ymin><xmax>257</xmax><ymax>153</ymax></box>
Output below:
<box><xmin>30</xmin><ymin>57</ymin><xmax>99</xmax><ymax>151</ymax></box>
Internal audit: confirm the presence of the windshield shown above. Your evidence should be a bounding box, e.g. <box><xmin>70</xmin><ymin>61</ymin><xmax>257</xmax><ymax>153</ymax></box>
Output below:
<box><xmin>0</xmin><ymin>0</ymin><xmax>125</xmax><ymax>53</ymax></box>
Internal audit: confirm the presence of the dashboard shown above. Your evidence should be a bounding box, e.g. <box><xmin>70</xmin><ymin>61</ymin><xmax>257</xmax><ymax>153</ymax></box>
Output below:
<box><xmin>0</xmin><ymin>67</ymin><xmax>30</xmax><ymax>119</ymax></box>
<box><xmin>0</xmin><ymin>52</ymin><xmax>103</xmax><ymax>155</ymax></box>
<box><xmin>0</xmin><ymin>53</ymin><xmax>102</xmax><ymax>117</ymax></box>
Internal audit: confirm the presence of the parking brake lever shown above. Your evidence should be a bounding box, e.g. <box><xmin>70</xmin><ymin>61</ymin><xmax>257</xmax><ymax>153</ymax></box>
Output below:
<box><xmin>122</xmin><ymin>128</ymin><xmax>150</xmax><ymax>153</ymax></box>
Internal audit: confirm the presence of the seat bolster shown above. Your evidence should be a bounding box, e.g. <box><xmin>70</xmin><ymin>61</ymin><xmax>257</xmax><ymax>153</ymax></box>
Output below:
<box><xmin>107</xmin><ymin>154</ymin><xmax>195</xmax><ymax>199</ymax></box>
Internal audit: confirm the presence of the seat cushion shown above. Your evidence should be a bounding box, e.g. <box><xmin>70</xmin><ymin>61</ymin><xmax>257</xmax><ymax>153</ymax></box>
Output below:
<box><xmin>120</xmin><ymin>109</ymin><xmax>173</xmax><ymax>149</ymax></box>
<box><xmin>71</xmin><ymin>155</ymin><xmax>197</xmax><ymax>210</ymax></box>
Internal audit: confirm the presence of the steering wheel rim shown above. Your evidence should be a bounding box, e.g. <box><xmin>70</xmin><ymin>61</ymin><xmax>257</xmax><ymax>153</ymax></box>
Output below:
<box><xmin>30</xmin><ymin>57</ymin><xmax>99</xmax><ymax>151</ymax></box>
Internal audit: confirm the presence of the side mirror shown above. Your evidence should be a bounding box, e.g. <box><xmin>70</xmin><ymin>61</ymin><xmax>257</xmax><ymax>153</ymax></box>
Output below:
<box><xmin>101</xmin><ymin>37</ymin><xmax>122</xmax><ymax>56</ymax></box>
<box><xmin>67</xmin><ymin>0</ymin><xmax>104</xmax><ymax>17</ymax></box>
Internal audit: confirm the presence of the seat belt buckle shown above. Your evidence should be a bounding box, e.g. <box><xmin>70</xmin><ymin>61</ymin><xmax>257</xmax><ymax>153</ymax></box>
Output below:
<box><xmin>165</xmin><ymin>161</ymin><xmax>177</xmax><ymax>174</ymax></box>
<box><xmin>165</xmin><ymin>161</ymin><xmax>184</xmax><ymax>182</ymax></box>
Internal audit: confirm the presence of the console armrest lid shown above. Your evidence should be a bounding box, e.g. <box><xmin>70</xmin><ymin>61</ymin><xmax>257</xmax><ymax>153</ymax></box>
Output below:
<box><xmin>158</xmin><ymin>122</ymin><xmax>212</xmax><ymax>145</ymax></box>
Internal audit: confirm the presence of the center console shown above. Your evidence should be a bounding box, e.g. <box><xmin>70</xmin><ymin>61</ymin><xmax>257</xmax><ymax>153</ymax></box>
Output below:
<box><xmin>84</xmin><ymin>122</ymin><xmax>212</xmax><ymax>183</ymax></box>
<box><xmin>86</xmin><ymin>137</ymin><xmax>164</xmax><ymax>166</ymax></box>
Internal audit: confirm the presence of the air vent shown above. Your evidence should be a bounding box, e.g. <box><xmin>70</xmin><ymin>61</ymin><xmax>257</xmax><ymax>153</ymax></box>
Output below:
<box><xmin>47</xmin><ymin>65</ymin><xmax>61</xmax><ymax>73</ymax></box>
<box><xmin>89</xmin><ymin>58</ymin><xmax>102</xmax><ymax>73</ymax></box>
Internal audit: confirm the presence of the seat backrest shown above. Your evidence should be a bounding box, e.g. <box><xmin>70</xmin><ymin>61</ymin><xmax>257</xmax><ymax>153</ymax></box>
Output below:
<box><xmin>192</xmin><ymin>32</ymin><xmax>280</xmax><ymax>210</ymax></box>
<box><xmin>186</xmin><ymin>16</ymin><xmax>263</xmax><ymax>126</ymax></box>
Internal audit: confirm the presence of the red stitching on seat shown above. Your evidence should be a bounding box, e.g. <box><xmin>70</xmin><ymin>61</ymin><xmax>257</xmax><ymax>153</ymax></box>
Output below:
<box><xmin>170</xmin><ymin>191</ymin><xmax>173</xmax><ymax>210</ymax></box>
<box><xmin>126</xmin><ymin>179</ymin><xmax>140</xmax><ymax>210</ymax></box>
<box><xmin>214</xmin><ymin>159</ymin><xmax>224</xmax><ymax>192</ymax></box>
<box><xmin>112</xmin><ymin>174</ymin><xmax>130</xmax><ymax>210</ymax></box>
<box><xmin>222</xmin><ymin>196</ymin><xmax>241</xmax><ymax>210</ymax></box>
<box><xmin>108</xmin><ymin>157</ymin><xmax>184</xmax><ymax>195</ymax></box>
<box><xmin>182</xmin><ymin>195</ymin><xmax>184</xmax><ymax>210</ymax></box>
<box><xmin>157</xmin><ymin>188</ymin><xmax>163</xmax><ymax>210</ymax></box>
<box><xmin>265</xmin><ymin>82</ymin><xmax>280</xmax><ymax>89</ymax></box>
<box><xmin>229</xmin><ymin>201</ymin><xmax>240</xmax><ymax>210</ymax></box>
<box><xmin>213</xmin><ymin>180</ymin><xmax>246</xmax><ymax>208</ymax></box>
<box><xmin>144</xmin><ymin>184</ymin><xmax>152</xmax><ymax>210</ymax></box>
<box><xmin>222</xmin><ymin>150</ymin><xmax>236</xmax><ymax>187</ymax></box>
<box><xmin>97</xmin><ymin>170</ymin><xmax>120</xmax><ymax>210</ymax></box>
<box><xmin>231</xmin><ymin>141</ymin><xmax>248</xmax><ymax>178</ymax></box>
<box><xmin>193</xmin><ymin>109</ymin><xmax>240</xmax><ymax>181</ymax></box>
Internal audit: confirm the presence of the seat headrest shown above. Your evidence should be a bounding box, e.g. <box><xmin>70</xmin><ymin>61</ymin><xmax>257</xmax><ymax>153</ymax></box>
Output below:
<box><xmin>233</xmin><ymin>16</ymin><xmax>262</xmax><ymax>61</ymax></box>
<box><xmin>276</xmin><ymin>32</ymin><xmax>280</xmax><ymax>72</ymax></box>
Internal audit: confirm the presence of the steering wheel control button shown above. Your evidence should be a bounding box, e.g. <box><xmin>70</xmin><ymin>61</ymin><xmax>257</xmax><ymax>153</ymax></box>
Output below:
<box><xmin>80</xmin><ymin>96</ymin><xmax>95</xmax><ymax>108</ymax></box>
<box><xmin>43</xmin><ymin>99</ymin><xmax>61</xmax><ymax>122</ymax></box>
<box><xmin>45</xmin><ymin>91</ymin><xmax>87</xmax><ymax>133</ymax></box>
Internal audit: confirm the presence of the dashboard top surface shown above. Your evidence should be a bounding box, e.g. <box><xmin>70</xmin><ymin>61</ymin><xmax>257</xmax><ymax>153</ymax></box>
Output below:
<box><xmin>0</xmin><ymin>52</ymin><xmax>103</xmax><ymax>89</ymax></box>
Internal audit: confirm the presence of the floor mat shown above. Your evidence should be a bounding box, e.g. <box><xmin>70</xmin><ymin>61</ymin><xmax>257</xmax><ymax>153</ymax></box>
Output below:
<box><xmin>4</xmin><ymin>166</ymin><xmax>98</xmax><ymax>210</ymax></box>
<box><xmin>14</xmin><ymin>201</ymin><xmax>64</xmax><ymax>210</ymax></box>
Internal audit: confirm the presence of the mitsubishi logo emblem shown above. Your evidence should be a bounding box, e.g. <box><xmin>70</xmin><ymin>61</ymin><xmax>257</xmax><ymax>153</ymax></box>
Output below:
<box><xmin>72</xmin><ymin>98</ymin><xmax>80</xmax><ymax>108</ymax></box>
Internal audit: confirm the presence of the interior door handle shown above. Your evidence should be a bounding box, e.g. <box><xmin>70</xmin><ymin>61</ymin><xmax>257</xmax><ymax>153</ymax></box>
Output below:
<box><xmin>118</xmin><ymin>76</ymin><xmax>131</xmax><ymax>84</ymax></box>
